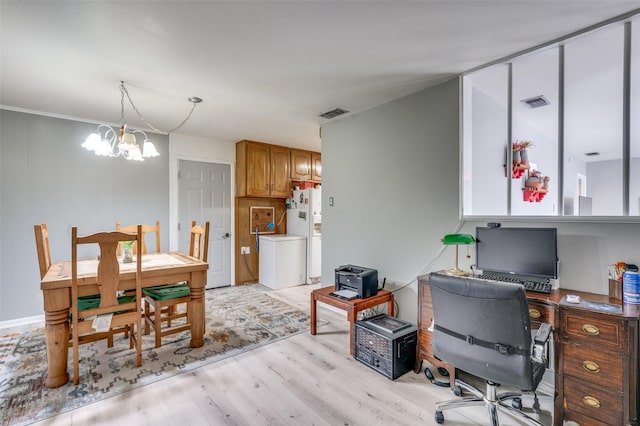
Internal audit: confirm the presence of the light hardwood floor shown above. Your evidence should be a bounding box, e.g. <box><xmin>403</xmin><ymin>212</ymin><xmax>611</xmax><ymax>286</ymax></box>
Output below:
<box><xmin>31</xmin><ymin>284</ymin><xmax>553</xmax><ymax>426</ymax></box>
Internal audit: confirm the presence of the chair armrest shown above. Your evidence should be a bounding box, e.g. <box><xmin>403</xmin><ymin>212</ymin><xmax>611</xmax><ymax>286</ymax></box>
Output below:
<box><xmin>532</xmin><ymin>323</ymin><xmax>553</xmax><ymax>364</ymax></box>
<box><xmin>534</xmin><ymin>323</ymin><xmax>552</xmax><ymax>345</ymax></box>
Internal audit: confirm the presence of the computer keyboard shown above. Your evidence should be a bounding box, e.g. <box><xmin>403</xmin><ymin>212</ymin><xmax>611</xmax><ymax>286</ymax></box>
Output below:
<box><xmin>478</xmin><ymin>274</ymin><xmax>552</xmax><ymax>294</ymax></box>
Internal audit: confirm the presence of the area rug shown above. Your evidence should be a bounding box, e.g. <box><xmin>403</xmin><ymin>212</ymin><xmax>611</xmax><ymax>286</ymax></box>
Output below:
<box><xmin>0</xmin><ymin>285</ymin><xmax>319</xmax><ymax>426</ymax></box>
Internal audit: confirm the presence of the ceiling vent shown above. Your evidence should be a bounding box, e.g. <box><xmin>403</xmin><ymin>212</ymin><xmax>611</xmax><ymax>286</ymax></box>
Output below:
<box><xmin>521</xmin><ymin>95</ymin><xmax>550</xmax><ymax>108</ymax></box>
<box><xmin>585</xmin><ymin>152</ymin><xmax>600</xmax><ymax>156</ymax></box>
<box><xmin>319</xmin><ymin>108</ymin><xmax>349</xmax><ymax>119</ymax></box>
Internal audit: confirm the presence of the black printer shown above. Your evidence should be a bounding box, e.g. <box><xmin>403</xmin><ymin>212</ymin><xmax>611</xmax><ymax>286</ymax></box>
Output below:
<box><xmin>335</xmin><ymin>265</ymin><xmax>378</xmax><ymax>298</ymax></box>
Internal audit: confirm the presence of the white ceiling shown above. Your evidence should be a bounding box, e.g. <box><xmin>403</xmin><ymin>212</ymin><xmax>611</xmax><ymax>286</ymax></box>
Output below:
<box><xmin>2</xmin><ymin>1</ymin><xmax>639</xmax><ymax>152</ymax></box>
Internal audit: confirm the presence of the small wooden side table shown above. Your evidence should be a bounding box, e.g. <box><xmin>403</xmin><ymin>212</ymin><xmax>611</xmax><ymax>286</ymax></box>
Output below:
<box><xmin>310</xmin><ymin>285</ymin><xmax>395</xmax><ymax>355</ymax></box>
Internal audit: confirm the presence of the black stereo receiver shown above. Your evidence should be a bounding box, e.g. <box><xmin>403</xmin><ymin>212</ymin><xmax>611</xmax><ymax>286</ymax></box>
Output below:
<box><xmin>354</xmin><ymin>314</ymin><xmax>417</xmax><ymax>380</ymax></box>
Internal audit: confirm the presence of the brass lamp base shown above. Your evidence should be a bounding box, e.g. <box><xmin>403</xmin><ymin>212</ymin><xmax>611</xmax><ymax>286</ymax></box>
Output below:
<box><xmin>444</xmin><ymin>267</ymin><xmax>469</xmax><ymax>277</ymax></box>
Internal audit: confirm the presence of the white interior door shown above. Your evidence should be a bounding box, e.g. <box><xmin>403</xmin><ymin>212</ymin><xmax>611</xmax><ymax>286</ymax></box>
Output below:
<box><xmin>178</xmin><ymin>160</ymin><xmax>231</xmax><ymax>288</ymax></box>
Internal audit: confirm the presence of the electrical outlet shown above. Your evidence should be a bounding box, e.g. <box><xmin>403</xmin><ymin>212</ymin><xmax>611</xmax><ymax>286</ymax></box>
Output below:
<box><xmin>241</xmin><ymin>246</ymin><xmax>250</xmax><ymax>254</ymax></box>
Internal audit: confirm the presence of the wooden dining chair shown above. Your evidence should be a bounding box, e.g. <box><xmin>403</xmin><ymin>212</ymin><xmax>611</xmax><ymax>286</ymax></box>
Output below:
<box><xmin>71</xmin><ymin>226</ymin><xmax>143</xmax><ymax>385</ymax></box>
<box><xmin>34</xmin><ymin>224</ymin><xmax>52</xmax><ymax>279</ymax></box>
<box><xmin>116</xmin><ymin>220</ymin><xmax>160</xmax><ymax>255</ymax></box>
<box><xmin>143</xmin><ymin>221</ymin><xmax>210</xmax><ymax>348</ymax></box>
<box><xmin>35</xmin><ymin>224</ymin><xmax>122</xmax><ymax>347</ymax></box>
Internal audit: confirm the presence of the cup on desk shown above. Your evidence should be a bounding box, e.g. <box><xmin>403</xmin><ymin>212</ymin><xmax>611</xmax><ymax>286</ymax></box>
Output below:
<box><xmin>609</xmin><ymin>279</ymin><xmax>622</xmax><ymax>300</ymax></box>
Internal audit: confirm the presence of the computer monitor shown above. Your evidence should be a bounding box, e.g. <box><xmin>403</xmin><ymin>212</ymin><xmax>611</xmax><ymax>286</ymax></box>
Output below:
<box><xmin>475</xmin><ymin>227</ymin><xmax>558</xmax><ymax>279</ymax></box>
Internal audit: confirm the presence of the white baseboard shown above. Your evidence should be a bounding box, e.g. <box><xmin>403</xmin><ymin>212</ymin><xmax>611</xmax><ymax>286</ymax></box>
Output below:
<box><xmin>0</xmin><ymin>314</ymin><xmax>45</xmax><ymax>330</ymax></box>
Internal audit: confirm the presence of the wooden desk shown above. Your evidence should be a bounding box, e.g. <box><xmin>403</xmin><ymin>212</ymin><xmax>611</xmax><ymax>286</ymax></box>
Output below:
<box><xmin>310</xmin><ymin>285</ymin><xmax>394</xmax><ymax>355</ymax></box>
<box><xmin>40</xmin><ymin>251</ymin><xmax>208</xmax><ymax>388</ymax></box>
<box><xmin>416</xmin><ymin>275</ymin><xmax>640</xmax><ymax>426</ymax></box>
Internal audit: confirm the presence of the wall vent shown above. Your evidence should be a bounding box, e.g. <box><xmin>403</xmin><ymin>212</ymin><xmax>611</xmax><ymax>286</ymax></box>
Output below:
<box><xmin>319</xmin><ymin>108</ymin><xmax>349</xmax><ymax>119</ymax></box>
<box><xmin>521</xmin><ymin>95</ymin><xmax>550</xmax><ymax>108</ymax></box>
<box><xmin>585</xmin><ymin>152</ymin><xmax>600</xmax><ymax>156</ymax></box>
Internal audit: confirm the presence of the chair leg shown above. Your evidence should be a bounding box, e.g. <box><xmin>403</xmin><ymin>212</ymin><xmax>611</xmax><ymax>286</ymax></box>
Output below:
<box><xmin>456</xmin><ymin>379</ymin><xmax>484</xmax><ymax>398</ymax></box>
<box><xmin>154</xmin><ymin>302</ymin><xmax>162</xmax><ymax>348</ymax></box>
<box><xmin>497</xmin><ymin>402</ymin><xmax>544</xmax><ymax>426</ymax></box>
<box><xmin>532</xmin><ymin>392</ymin><xmax>541</xmax><ymax>413</ymax></box>
<box><xmin>144</xmin><ymin>299</ymin><xmax>151</xmax><ymax>335</ymax></box>
<box><xmin>167</xmin><ymin>305</ymin><xmax>174</xmax><ymax>327</ymax></box>
<box><xmin>73</xmin><ymin>337</ymin><xmax>80</xmax><ymax>385</ymax></box>
<box><xmin>134</xmin><ymin>322</ymin><xmax>142</xmax><ymax>367</ymax></box>
<box><xmin>435</xmin><ymin>379</ymin><xmax>545</xmax><ymax>426</ymax></box>
<box><xmin>487</xmin><ymin>403</ymin><xmax>499</xmax><ymax>426</ymax></box>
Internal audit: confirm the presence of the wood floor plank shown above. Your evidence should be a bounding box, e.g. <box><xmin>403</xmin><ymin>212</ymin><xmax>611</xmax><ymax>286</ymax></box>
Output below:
<box><xmin>28</xmin><ymin>284</ymin><xmax>553</xmax><ymax>426</ymax></box>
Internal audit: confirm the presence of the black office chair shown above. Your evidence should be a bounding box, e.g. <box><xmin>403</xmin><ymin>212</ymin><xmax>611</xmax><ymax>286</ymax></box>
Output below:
<box><xmin>429</xmin><ymin>272</ymin><xmax>552</xmax><ymax>426</ymax></box>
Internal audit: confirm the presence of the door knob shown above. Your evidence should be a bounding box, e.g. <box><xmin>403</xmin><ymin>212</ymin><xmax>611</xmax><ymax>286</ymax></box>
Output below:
<box><xmin>222</xmin><ymin>233</ymin><xmax>230</xmax><ymax>239</ymax></box>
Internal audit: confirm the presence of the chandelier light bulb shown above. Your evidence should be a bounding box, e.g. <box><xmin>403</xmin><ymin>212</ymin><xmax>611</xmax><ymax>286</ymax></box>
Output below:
<box><xmin>82</xmin><ymin>132</ymin><xmax>102</xmax><ymax>151</ymax></box>
<box><xmin>142</xmin><ymin>140</ymin><xmax>160</xmax><ymax>157</ymax></box>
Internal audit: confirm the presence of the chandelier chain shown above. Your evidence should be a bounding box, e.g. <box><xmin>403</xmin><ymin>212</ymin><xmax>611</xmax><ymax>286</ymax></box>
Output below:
<box><xmin>119</xmin><ymin>82</ymin><xmax>198</xmax><ymax>134</ymax></box>
<box><xmin>120</xmin><ymin>87</ymin><xmax>126</xmax><ymax>126</ymax></box>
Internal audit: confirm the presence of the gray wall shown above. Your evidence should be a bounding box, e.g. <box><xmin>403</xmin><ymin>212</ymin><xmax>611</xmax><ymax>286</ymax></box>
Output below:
<box><xmin>0</xmin><ymin>110</ymin><xmax>170</xmax><ymax>322</ymax></box>
<box><xmin>321</xmin><ymin>78</ymin><xmax>640</xmax><ymax>323</ymax></box>
<box><xmin>321</xmin><ymin>79</ymin><xmax>462</xmax><ymax>321</ymax></box>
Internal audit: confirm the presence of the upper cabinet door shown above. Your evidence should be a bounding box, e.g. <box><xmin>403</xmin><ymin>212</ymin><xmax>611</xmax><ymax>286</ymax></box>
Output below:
<box><xmin>290</xmin><ymin>149</ymin><xmax>312</xmax><ymax>181</ymax></box>
<box><xmin>270</xmin><ymin>145</ymin><xmax>291</xmax><ymax>198</ymax></box>
<box><xmin>311</xmin><ymin>152</ymin><xmax>322</xmax><ymax>182</ymax></box>
<box><xmin>236</xmin><ymin>140</ymin><xmax>290</xmax><ymax>198</ymax></box>
<box><xmin>245</xmin><ymin>142</ymin><xmax>271</xmax><ymax>196</ymax></box>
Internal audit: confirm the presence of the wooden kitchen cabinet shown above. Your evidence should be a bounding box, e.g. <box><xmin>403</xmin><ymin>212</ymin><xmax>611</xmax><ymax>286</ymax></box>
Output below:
<box><xmin>290</xmin><ymin>149</ymin><xmax>311</xmax><ymax>181</ymax></box>
<box><xmin>311</xmin><ymin>152</ymin><xmax>322</xmax><ymax>182</ymax></box>
<box><xmin>236</xmin><ymin>140</ymin><xmax>290</xmax><ymax>198</ymax></box>
<box><xmin>290</xmin><ymin>149</ymin><xmax>321</xmax><ymax>183</ymax></box>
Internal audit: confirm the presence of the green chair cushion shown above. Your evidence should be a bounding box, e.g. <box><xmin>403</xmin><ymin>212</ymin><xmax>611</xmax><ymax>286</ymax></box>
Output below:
<box><xmin>77</xmin><ymin>294</ymin><xmax>136</xmax><ymax>311</ymax></box>
<box><xmin>143</xmin><ymin>283</ymin><xmax>190</xmax><ymax>300</ymax></box>
<box><xmin>77</xmin><ymin>295</ymin><xmax>100</xmax><ymax>311</ymax></box>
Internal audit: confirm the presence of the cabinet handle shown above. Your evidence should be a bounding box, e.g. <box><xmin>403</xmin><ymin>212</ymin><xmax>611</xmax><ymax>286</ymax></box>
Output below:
<box><xmin>582</xmin><ymin>396</ymin><xmax>601</xmax><ymax>408</ymax></box>
<box><xmin>582</xmin><ymin>324</ymin><xmax>600</xmax><ymax>335</ymax></box>
<box><xmin>528</xmin><ymin>308</ymin><xmax>541</xmax><ymax>319</ymax></box>
<box><xmin>582</xmin><ymin>360</ymin><xmax>601</xmax><ymax>373</ymax></box>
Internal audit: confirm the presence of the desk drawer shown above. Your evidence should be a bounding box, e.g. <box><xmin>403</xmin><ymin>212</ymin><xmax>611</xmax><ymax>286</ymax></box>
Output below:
<box><xmin>562</xmin><ymin>311</ymin><xmax>623</xmax><ymax>349</ymax></box>
<box><xmin>562</xmin><ymin>343</ymin><xmax>622</xmax><ymax>391</ymax></box>
<box><xmin>563</xmin><ymin>376</ymin><xmax>623</xmax><ymax>426</ymax></box>
<box><xmin>527</xmin><ymin>301</ymin><xmax>554</xmax><ymax>326</ymax></box>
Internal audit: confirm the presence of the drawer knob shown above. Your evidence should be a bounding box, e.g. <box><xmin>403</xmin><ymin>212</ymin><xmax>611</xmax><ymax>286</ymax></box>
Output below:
<box><xmin>582</xmin><ymin>360</ymin><xmax>601</xmax><ymax>373</ymax></box>
<box><xmin>582</xmin><ymin>396</ymin><xmax>601</xmax><ymax>408</ymax></box>
<box><xmin>528</xmin><ymin>308</ymin><xmax>541</xmax><ymax>319</ymax></box>
<box><xmin>582</xmin><ymin>324</ymin><xmax>600</xmax><ymax>335</ymax></box>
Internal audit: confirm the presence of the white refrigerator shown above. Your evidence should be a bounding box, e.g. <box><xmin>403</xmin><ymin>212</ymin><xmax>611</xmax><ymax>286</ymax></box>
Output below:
<box><xmin>287</xmin><ymin>186</ymin><xmax>321</xmax><ymax>284</ymax></box>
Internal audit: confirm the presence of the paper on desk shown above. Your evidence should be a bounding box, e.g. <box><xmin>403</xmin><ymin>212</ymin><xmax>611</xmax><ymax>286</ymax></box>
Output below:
<box><xmin>91</xmin><ymin>313</ymin><xmax>113</xmax><ymax>332</ymax></box>
<box><xmin>331</xmin><ymin>289</ymin><xmax>358</xmax><ymax>299</ymax></box>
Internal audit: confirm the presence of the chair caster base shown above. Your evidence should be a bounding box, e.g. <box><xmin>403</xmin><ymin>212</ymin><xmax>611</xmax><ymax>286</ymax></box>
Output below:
<box><xmin>512</xmin><ymin>397</ymin><xmax>522</xmax><ymax>410</ymax></box>
<box><xmin>435</xmin><ymin>410</ymin><xmax>444</xmax><ymax>424</ymax></box>
<box><xmin>453</xmin><ymin>385</ymin><xmax>463</xmax><ymax>397</ymax></box>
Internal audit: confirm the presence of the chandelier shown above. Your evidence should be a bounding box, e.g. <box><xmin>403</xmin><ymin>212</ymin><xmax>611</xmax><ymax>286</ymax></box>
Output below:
<box><xmin>82</xmin><ymin>81</ymin><xmax>202</xmax><ymax>161</ymax></box>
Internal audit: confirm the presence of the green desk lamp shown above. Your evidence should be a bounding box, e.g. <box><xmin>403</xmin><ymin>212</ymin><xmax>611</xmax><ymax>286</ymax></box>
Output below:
<box><xmin>442</xmin><ymin>233</ymin><xmax>475</xmax><ymax>276</ymax></box>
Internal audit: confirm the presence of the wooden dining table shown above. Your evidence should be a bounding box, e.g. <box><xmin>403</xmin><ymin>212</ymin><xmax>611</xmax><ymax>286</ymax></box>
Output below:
<box><xmin>40</xmin><ymin>251</ymin><xmax>208</xmax><ymax>388</ymax></box>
